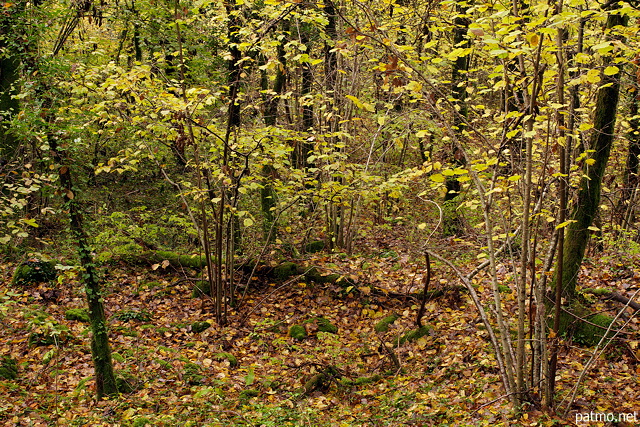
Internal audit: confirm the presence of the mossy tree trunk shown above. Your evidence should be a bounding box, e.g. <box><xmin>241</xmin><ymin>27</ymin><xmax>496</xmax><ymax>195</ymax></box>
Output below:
<box><xmin>443</xmin><ymin>3</ymin><xmax>470</xmax><ymax>236</ymax></box>
<box><xmin>54</xmin><ymin>142</ymin><xmax>118</xmax><ymax>399</ymax></box>
<box><xmin>557</xmin><ymin>12</ymin><xmax>627</xmax><ymax>301</ymax></box>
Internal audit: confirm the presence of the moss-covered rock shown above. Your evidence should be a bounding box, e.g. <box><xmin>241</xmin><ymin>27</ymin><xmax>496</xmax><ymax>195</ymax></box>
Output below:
<box><xmin>556</xmin><ymin>301</ymin><xmax>615</xmax><ymax>347</ymax></box>
<box><xmin>374</xmin><ymin>314</ymin><xmax>400</xmax><ymax>333</ymax></box>
<box><xmin>289</xmin><ymin>324</ymin><xmax>307</xmax><ymax>340</ymax></box>
<box><xmin>214</xmin><ymin>352</ymin><xmax>238</xmax><ymax>367</ymax></box>
<box><xmin>65</xmin><ymin>308</ymin><xmax>90</xmax><ymax>323</ymax></box>
<box><xmin>0</xmin><ymin>356</ymin><xmax>18</xmax><ymax>380</ymax></box>
<box><xmin>315</xmin><ymin>317</ymin><xmax>338</xmax><ymax>334</ymax></box>
<box><xmin>11</xmin><ymin>260</ymin><xmax>57</xmax><ymax>286</ymax></box>
<box><xmin>340</xmin><ymin>374</ymin><xmax>382</xmax><ymax>387</ymax></box>
<box><xmin>304</xmin><ymin>240</ymin><xmax>325</xmax><ymax>253</ymax></box>
<box><xmin>273</xmin><ymin>262</ymin><xmax>300</xmax><ymax>280</ymax></box>
<box><xmin>395</xmin><ymin>325</ymin><xmax>432</xmax><ymax>347</ymax></box>
<box><xmin>192</xmin><ymin>280</ymin><xmax>211</xmax><ymax>298</ymax></box>
<box><xmin>191</xmin><ymin>321</ymin><xmax>211</xmax><ymax>333</ymax></box>
<box><xmin>183</xmin><ymin>362</ymin><xmax>204</xmax><ymax>385</ymax></box>
<box><xmin>116</xmin><ymin>372</ymin><xmax>141</xmax><ymax>393</ymax></box>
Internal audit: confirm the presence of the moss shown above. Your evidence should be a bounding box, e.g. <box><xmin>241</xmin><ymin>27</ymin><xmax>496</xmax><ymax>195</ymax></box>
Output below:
<box><xmin>273</xmin><ymin>262</ymin><xmax>300</xmax><ymax>280</ymax></box>
<box><xmin>114</xmin><ymin>309</ymin><xmax>151</xmax><ymax>322</ymax></box>
<box><xmin>568</xmin><ymin>312</ymin><xmax>614</xmax><ymax>347</ymax></box>
<box><xmin>65</xmin><ymin>308</ymin><xmax>90</xmax><ymax>323</ymax></box>
<box><xmin>183</xmin><ymin>362</ymin><xmax>204</xmax><ymax>385</ymax></box>
<box><xmin>28</xmin><ymin>332</ymin><xmax>56</xmax><ymax>346</ymax></box>
<box><xmin>395</xmin><ymin>325</ymin><xmax>432</xmax><ymax>347</ymax></box>
<box><xmin>214</xmin><ymin>352</ymin><xmax>238</xmax><ymax>367</ymax></box>
<box><xmin>316</xmin><ymin>317</ymin><xmax>338</xmax><ymax>334</ymax></box>
<box><xmin>11</xmin><ymin>260</ymin><xmax>57</xmax><ymax>286</ymax></box>
<box><xmin>289</xmin><ymin>324</ymin><xmax>307</xmax><ymax>340</ymax></box>
<box><xmin>0</xmin><ymin>356</ymin><xmax>18</xmax><ymax>380</ymax></box>
<box><xmin>132</xmin><ymin>417</ymin><xmax>152</xmax><ymax>427</ymax></box>
<box><xmin>497</xmin><ymin>285</ymin><xmax>512</xmax><ymax>293</ymax></box>
<box><xmin>374</xmin><ymin>314</ymin><xmax>399</xmax><ymax>333</ymax></box>
<box><xmin>150</xmin><ymin>251</ymin><xmax>206</xmax><ymax>269</ymax></box>
<box><xmin>340</xmin><ymin>374</ymin><xmax>382</xmax><ymax>387</ymax></box>
<box><xmin>556</xmin><ymin>302</ymin><xmax>615</xmax><ymax>347</ymax></box>
<box><xmin>304</xmin><ymin>240</ymin><xmax>325</xmax><ymax>253</ymax></box>
<box><xmin>192</xmin><ymin>280</ymin><xmax>211</xmax><ymax>298</ymax></box>
<box><xmin>303</xmin><ymin>373</ymin><xmax>330</xmax><ymax>395</ymax></box>
<box><xmin>191</xmin><ymin>321</ymin><xmax>211</xmax><ymax>333</ymax></box>
<box><xmin>116</xmin><ymin>372</ymin><xmax>141</xmax><ymax>393</ymax></box>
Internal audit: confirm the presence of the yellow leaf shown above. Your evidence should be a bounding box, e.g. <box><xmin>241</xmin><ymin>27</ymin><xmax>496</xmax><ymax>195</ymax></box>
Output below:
<box><xmin>418</xmin><ymin>223</ymin><xmax>427</xmax><ymax>230</ymax></box>
<box><xmin>603</xmin><ymin>66</ymin><xmax>619</xmax><ymax>76</ymax></box>
<box><xmin>556</xmin><ymin>220</ymin><xmax>576</xmax><ymax>229</ymax></box>
<box><xmin>586</xmin><ymin>69</ymin><xmax>601</xmax><ymax>84</ymax></box>
<box><xmin>406</xmin><ymin>80</ymin><xmax>422</xmax><ymax>92</ymax></box>
<box><xmin>377</xmin><ymin>116</ymin><xmax>386</xmax><ymax>126</ymax></box>
<box><xmin>430</xmin><ymin>173</ymin><xmax>445</xmax><ymax>183</ymax></box>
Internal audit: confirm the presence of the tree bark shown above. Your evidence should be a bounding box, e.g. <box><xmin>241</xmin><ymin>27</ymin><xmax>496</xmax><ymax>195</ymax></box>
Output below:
<box><xmin>442</xmin><ymin>4</ymin><xmax>470</xmax><ymax>236</ymax></box>
<box><xmin>558</xmin><ymin>12</ymin><xmax>627</xmax><ymax>300</ymax></box>
<box><xmin>54</xmin><ymin>144</ymin><xmax>118</xmax><ymax>399</ymax></box>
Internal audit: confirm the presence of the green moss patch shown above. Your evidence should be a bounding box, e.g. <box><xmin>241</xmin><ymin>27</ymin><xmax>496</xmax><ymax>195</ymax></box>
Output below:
<box><xmin>191</xmin><ymin>321</ymin><xmax>211</xmax><ymax>333</ymax></box>
<box><xmin>0</xmin><ymin>356</ymin><xmax>18</xmax><ymax>380</ymax></box>
<box><xmin>65</xmin><ymin>308</ymin><xmax>90</xmax><ymax>323</ymax></box>
<box><xmin>374</xmin><ymin>314</ymin><xmax>400</xmax><ymax>333</ymax></box>
<box><xmin>11</xmin><ymin>260</ymin><xmax>57</xmax><ymax>286</ymax></box>
<box><xmin>315</xmin><ymin>317</ymin><xmax>338</xmax><ymax>334</ymax></box>
<box><xmin>395</xmin><ymin>325</ymin><xmax>432</xmax><ymax>347</ymax></box>
<box><xmin>214</xmin><ymin>352</ymin><xmax>238</xmax><ymax>367</ymax></box>
<box><xmin>289</xmin><ymin>324</ymin><xmax>307</xmax><ymax>341</ymax></box>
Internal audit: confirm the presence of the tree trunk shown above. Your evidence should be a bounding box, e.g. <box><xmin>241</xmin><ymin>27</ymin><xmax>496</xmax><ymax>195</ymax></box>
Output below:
<box><xmin>558</xmin><ymin>12</ymin><xmax>627</xmax><ymax>300</ymax></box>
<box><xmin>53</xmin><ymin>143</ymin><xmax>118</xmax><ymax>399</ymax></box>
<box><xmin>0</xmin><ymin>1</ymin><xmax>24</xmax><ymax>160</ymax></box>
<box><xmin>443</xmin><ymin>5</ymin><xmax>470</xmax><ymax>236</ymax></box>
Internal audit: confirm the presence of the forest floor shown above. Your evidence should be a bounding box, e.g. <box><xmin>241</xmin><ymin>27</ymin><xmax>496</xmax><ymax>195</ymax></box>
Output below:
<box><xmin>1</xmin><ymin>223</ymin><xmax>639</xmax><ymax>427</ymax></box>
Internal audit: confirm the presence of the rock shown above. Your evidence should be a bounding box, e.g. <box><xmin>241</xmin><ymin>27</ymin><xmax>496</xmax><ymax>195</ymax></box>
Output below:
<box><xmin>11</xmin><ymin>260</ymin><xmax>57</xmax><ymax>286</ymax></box>
<box><xmin>374</xmin><ymin>314</ymin><xmax>399</xmax><ymax>333</ymax></box>
<box><xmin>191</xmin><ymin>321</ymin><xmax>211</xmax><ymax>333</ymax></box>
<box><xmin>289</xmin><ymin>324</ymin><xmax>307</xmax><ymax>340</ymax></box>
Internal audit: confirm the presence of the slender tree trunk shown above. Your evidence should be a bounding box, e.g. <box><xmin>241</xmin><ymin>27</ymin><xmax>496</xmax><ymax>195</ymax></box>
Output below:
<box><xmin>559</xmin><ymin>11</ymin><xmax>627</xmax><ymax>300</ymax></box>
<box><xmin>260</xmin><ymin>22</ymin><xmax>289</xmax><ymax>241</ymax></box>
<box><xmin>52</xmin><ymin>141</ymin><xmax>118</xmax><ymax>399</ymax></box>
<box><xmin>618</xmin><ymin>93</ymin><xmax>640</xmax><ymax>227</ymax></box>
